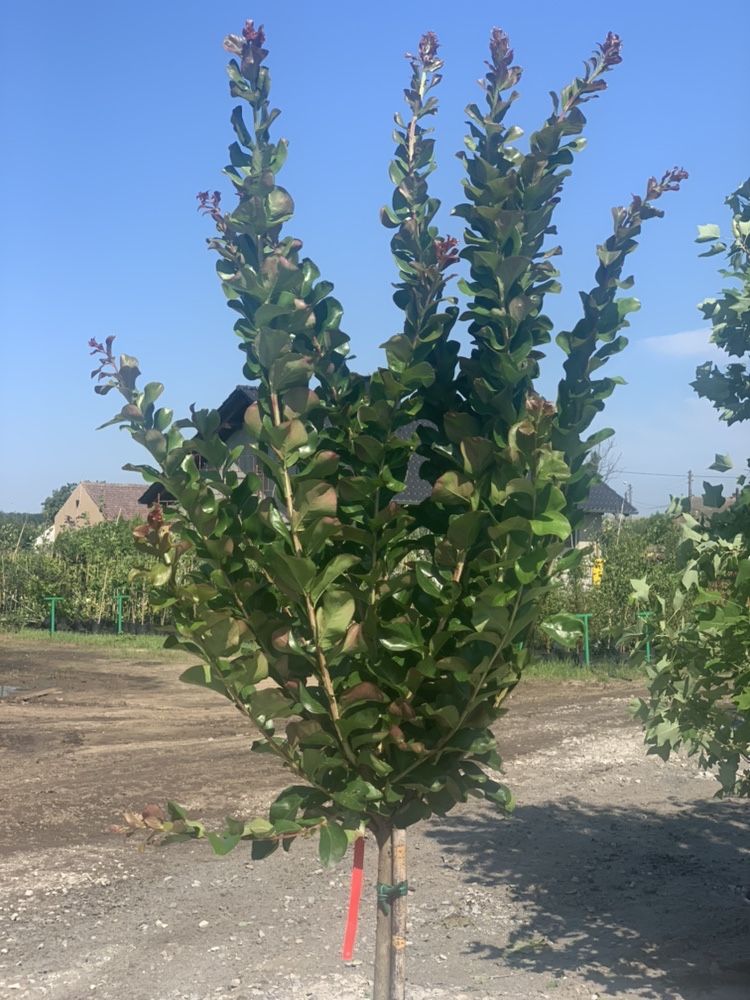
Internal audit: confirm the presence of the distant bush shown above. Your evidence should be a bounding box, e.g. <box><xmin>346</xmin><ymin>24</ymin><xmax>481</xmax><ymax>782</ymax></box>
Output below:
<box><xmin>539</xmin><ymin>513</ymin><xmax>681</xmax><ymax>656</ymax></box>
<box><xmin>0</xmin><ymin>513</ymin><xmax>44</xmax><ymax>553</ymax></box>
<box><xmin>0</xmin><ymin>520</ymin><xmax>168</xmax><ymax>631</ymax></box>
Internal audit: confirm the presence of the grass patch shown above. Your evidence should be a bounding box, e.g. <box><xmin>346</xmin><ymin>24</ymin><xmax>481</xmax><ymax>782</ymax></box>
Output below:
<box><xmin>0</xmin><ymin>628</ymin><xmax>179</xmax><ymax>658</ymax></box>
<box><xmin>524</xmin><ymin>656</ymin><xmax>645</xmax><ymax>682</ymax></box>
<box><xmin>0</xmin><ymin>631</ymin><xmax>646</xmax><ymax>677</ymax></box>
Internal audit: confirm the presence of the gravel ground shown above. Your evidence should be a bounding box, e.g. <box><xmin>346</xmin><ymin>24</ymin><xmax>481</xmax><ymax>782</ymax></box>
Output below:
<box><xmin>1</xmin><ymin>637</ymin><xmax>748</xmax><ymax>999</ymax></box>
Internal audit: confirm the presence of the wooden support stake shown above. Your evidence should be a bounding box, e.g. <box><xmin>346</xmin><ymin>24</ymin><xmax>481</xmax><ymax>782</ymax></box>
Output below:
<box><xmin>373</xmin><ymin>823</ymin><xmax>392</xmax><ymax>1000</ymax></box>
<box><xmin>390</xmin><ymin>826</ymin><xmax>407</xmax><ymax>1000</ymax></box>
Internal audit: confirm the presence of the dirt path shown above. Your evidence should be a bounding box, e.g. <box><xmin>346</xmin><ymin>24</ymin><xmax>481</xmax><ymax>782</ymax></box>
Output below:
<box><xmin>0</xmin><ymin>638</ymin><xmax>748</xmax><ymax>999</ymax></box>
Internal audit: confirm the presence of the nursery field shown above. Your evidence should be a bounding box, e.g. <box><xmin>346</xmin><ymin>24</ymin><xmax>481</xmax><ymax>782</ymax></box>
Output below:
<box><xmin>0</xmin><ymin>636</ymin><xmax>748</xmax><ymax>1000</ymax></box>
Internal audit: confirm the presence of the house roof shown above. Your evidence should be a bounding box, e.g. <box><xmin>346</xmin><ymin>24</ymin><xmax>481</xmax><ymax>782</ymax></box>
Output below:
<box><xmin>216</xmin><ymin>385</ymin><xmax>259</xmax><ymax>431</ymax></box>
<box><xmin>80</xmin><ymin>482</ymin><xmax>145</xmax><ymax>522</ymax></box>
<box><xmin>139</xmin><ymin>387</ymin><xmax>259</xmax><ymax>505</ymax></box>
<box><xmin>683</xmin><ymin>493</ymin><xmax>736</xmax><ymax>520</ymax></box>
<box><xmin>581</xmin><ymin>482</ymin><xmax>637</xmax><ymax>516</ymax></box>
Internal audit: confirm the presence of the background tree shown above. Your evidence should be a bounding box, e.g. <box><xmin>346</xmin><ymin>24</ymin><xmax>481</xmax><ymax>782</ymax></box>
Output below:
<box><xmin>0</xmin><ymin>511</ymin><xmax>44</xmax><ymax>553</ymax></box>
<box><xmin>541</xmin><ymin>513</ymin><xmax>681</xmax><ymax>656</ymax></box>
<box><xmin>589</xmin><ymin>436</ymin><xmax>622</xmax><ymax>484</ymax></box>
<box><xmin>692</xmin><ymin>179</ymin><xmax>750</xmax><ymax>425</ymax></box>
<box><xmin>94</xmin><ymin>22</ymin><xmax>683</xmax><ymax>998</ymax></box>
<box><xmin>636</xmin><ymin>177</ymin><xmax>750</xmax><ymax>796</ymax></box>
<box><xmin>40</xmin><ymin>482</ymin><xmax>76</xmax><ymax>525</ymax></box>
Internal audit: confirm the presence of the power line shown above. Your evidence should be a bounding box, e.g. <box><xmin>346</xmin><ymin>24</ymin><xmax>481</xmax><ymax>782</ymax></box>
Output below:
<box><xmin>620</xmin><ymin>469</ymin><xmax>740</xmax><ymax>480</ymax></box>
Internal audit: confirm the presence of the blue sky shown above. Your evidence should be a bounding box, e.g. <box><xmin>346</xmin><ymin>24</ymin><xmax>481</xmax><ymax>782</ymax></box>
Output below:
<box><xmin>1</xmin><ymin>1</ymin><xmax>748</xmax><ymax>514</ymax></box>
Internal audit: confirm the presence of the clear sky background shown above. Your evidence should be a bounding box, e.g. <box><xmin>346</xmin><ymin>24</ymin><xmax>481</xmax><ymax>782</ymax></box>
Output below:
<box><xmin>1</xmin><ymin>1</ymin><xmax>748</xmax><ymax>515</ymax></box>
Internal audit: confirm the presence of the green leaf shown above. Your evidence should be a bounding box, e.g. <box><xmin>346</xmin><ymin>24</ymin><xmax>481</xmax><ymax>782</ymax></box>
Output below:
<box><xmin>709</xmin><ymin>453</ymin><xmax>733</xmax><ymax>473</ymax></box>
<box><xmin>696</xmin><ymin>223</ymin><xmax>721</xmax><ymax>243</ymax></box>
<box><xmin>269</xmin><ymin>789</ymin><xmax>320</xmax><ymax>826</ymax></box>
<box><xmin>251</xmin><ymin>838</ymin><xmax>280</xmax><ymax>860</ymax></box>
<box><xmin>414</xmin><ymin>563</ymin><xmax>443</xmax><ymax>599</ymax></box>
<box><xmin>538</xmin><ymin>614</ymin><xmax>583</xmax><ymax>649</ymax></box>
<box><xmin>179</xmin><ymin>664</ymin><xmax>226</xmax><ymax>696</ymax></box>
<box><xmin>245</xmin><ymin>817</ymin><xmax>275</xmax><ymax>837</ymax></box>
<box><xmin>250</xmin><ymin>688</ymin><xmax>294</xmax><ymax>723</ymax></box>
<box><xmin>310</xmin><ymin>555</ymin><xmax>360</xmax><ymax>605</ymax></box>
<box><xmin>207</xmin><ymin>832</ymin><xmax>241</xmax><ymax>856</ymax></box>
<box><xmin>266</xmin><ymin>186</ymin><xmax>295</xmax><ymax>224</ymax></box>
<box><xmin>529</xmin><ymin>510</ymin><xmax>571</xmax><ymax>540</ymax></box>
<box><xmin>316</xmin><ymin>592</ymin><xmax>355</xmax><ymax>646</ymax></box>
<box><xmin>318</xmin><ymin>821</ymin><xmax>348</xmax><ymax>867</ymax></box>
<box><xmin>271</xmin><ymin>552</ymin><xmax>316</xmax><ymax>595</ymax></box>
<box><xmin>203</xmin><ymin>617</ymin><xmax>244</xmax><ymax>657</ymax></box>
<box><xmin>460</xmin><ymin>437</ymin><xmax>494</xmax><ymax>476</ymax></box>
<box><xmin>447</xmin><ymin>511</ymin><xmax>485</xmax><ymax>550</ymax></box>
<box><xmin>295</xmin><ymin>682</ymin><xmax>329</xmax><ymax>716</ymax></box>
<box><xmin>630</xmin><ymin>577</ymin><xmax>651</xmax><ymax>602</ymax></box>
<box><xmin>432</xmin><ymin>471</ymin><xmax>474</xmax><ymax>506</ymax></box>
<box><xmin>702</xmin><ymin>482</ymin><xmax>725</xmax><ymax>509</ymax></box>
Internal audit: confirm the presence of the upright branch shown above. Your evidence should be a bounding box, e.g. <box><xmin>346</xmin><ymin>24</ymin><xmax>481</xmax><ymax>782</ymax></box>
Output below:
<box><xmin>554</xmin><ymin>168</ymin><xmax>688</xmax><ymax>524</ymax></box>
<box><xmin>457</xmin><ymin>30</ymin><xmax>625</xmax><ymax>431</ymax></box>
<box><xmin>218</xmin><ymin>20</ymin><xmax>352</xmax><ymax>405</ymax></box>
<box><xmin>379</xmin><ymin>32</ymin><xmax>461</xmax><ymax>422</ymax></box>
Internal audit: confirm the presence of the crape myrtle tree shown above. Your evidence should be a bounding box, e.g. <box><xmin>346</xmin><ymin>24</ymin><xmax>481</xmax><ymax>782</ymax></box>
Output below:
<box><xmin>635</xmin><ymin>179</ymin><xmax>750</xmax><ymax>797</ymax></box>
<box><xmin>92</xmin><ymin>21</ymin><xmax>684</xmax><ymax>998</ymax></box>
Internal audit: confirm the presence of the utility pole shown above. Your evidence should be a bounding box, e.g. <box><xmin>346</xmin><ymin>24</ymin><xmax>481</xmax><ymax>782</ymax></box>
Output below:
<box><xmin>687</xmin><ymin>469</ymin><xmax>693</xmax><ymax>501</ymax></box>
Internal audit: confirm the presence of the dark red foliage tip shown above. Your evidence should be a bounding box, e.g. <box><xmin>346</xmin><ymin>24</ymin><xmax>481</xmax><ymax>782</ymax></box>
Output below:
<box><xmin>242</xmin><ymin>20</ymin><xmax>266</xmax><ymax>46</ymax></box>
<box><xmin>419</xmin><ymin>31</ymin><xmax>439</xmax><ymax>63</ymax></box>
<box><xmin>489</xmin><ymin>27</ymin><xmax>513</xmax><ymax>67</ymax></box>
<box><xmin>600</xmin><ymin>31</ymin><xmax>623</xmax><ymax>67</ymax></box>
<box><xmin>435</xmin><ymin>236</ymin><xmax>459</xmax><ymax>269</ymax></box>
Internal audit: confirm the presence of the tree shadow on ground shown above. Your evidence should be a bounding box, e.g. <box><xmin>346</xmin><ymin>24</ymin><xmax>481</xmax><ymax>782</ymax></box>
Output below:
<box><xmin>427</xmin><ymin>797</ymin><xmax>750</xmax><ymax>998</ymax></box>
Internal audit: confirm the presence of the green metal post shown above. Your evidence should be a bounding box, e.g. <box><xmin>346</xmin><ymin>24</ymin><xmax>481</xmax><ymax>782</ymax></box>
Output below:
<box><xmin>638</xmin><ymin>611</ymin><xmax>653</xmax><ymax>663</ymax></box>
<box><xmin>45</xmin><ymin>596</ymin><xmax>62</xmax><ymax>635</ymax></box>
<box><xmin>576</xmin><ymin>613</ymin><xmax>592</xmax><ymax>667</ymax></box>
<box><xmin>115</xmin><ymin>591</ymin><xmax>126</xmax><ymax>636</ymax></box>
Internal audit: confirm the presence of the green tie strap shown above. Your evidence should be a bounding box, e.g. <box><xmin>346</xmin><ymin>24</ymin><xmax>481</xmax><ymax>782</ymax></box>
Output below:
<box><xmin>376</xmin><ymin>880</ymin><xmax>409</xmax><ymax>914</ymax></box>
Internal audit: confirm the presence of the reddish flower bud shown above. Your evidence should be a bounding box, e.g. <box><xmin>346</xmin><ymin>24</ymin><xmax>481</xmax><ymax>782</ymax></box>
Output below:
<box><xmin>147</xmin><ymin>501</ymin><xmax>164</xmax><ymax>530</ymax></box>
<box><xmin>489</xmin><ymin>27</ymin><xmax>513</xmax><ymax>68</ymax></box>
<box><xmin>242</xmin><ymin>20</ymin><xmax>266</xmax><ymax>46</ymax></box>
<box><xmin>600</xmin><ymin>31</ymin><xmax>623</xmax><ymax>67</ymax></box>
<box><xmin>435</xmin><ymin>236</ymin><xmax>460</xmax><ymax>269</ymax></box>
<box><xmin>418</xmin><ymin>31</ymin><xmax>439</xmax><ymax>64</ymax></box>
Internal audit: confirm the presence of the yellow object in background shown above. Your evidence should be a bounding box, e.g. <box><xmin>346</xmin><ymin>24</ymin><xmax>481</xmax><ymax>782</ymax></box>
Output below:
<box><xmin>592</xmin><ymin>557</ymin><xmax>605</xmax><ymax>586</ymax></box>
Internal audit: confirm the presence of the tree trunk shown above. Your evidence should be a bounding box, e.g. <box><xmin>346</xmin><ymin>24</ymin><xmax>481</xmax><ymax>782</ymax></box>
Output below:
<box><xmin>389</xmin><ymin>826</ymin><xmax>407</xmax><ymax>1000</ymax></box>
<box><xmin>372</xmin><ymin>821</ymin><xmax>392</xmax><ymax>1000</ymax></box>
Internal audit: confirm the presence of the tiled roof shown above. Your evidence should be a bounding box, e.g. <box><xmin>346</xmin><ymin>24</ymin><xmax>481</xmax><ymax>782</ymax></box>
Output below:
<box><xmin>394</xmin><ymin>421</ymin><xmax>432</xmax><ymax>504</ymax></box>
<box><xmin>80</xmin><ymin>482</ymin><xmax>145</xmax><ymax>522</ymax></box>
<box><xmin>581</xmin><ymin>482</ymin><xmax>637</xmax><ymax>516</ymax></box>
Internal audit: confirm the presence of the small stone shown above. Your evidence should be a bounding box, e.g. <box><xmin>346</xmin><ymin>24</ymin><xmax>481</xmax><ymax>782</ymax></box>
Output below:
<box><xmin>198</xmin><ymin>920</ymin><xmax>209</xmax><ymax>929</ymax></box>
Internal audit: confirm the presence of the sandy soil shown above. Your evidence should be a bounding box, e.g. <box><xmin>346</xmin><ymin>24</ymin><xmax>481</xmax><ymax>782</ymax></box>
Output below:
<box><xmin>0</xmin><ymin>636</ymin><xmax>748</xmax><ymax>1000</ymax></box>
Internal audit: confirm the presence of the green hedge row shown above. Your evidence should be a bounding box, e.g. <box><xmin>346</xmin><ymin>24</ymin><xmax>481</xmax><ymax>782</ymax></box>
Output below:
<box><xmin>0</xmin><ymin>520</ymin><xmax>165</xmax><ymax>630</ymax></box>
